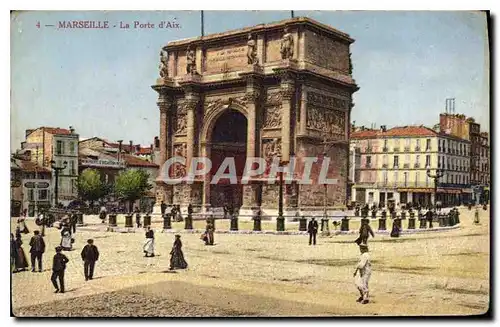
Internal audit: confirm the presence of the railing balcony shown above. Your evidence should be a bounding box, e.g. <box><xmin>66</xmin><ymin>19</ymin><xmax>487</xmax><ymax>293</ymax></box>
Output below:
<box><xmin>403</xmin><ymin>163</ymin><xmax>410</xmax><ymax>168</ymax></box>
<box><xmin>393</xmin><ymin>164</ymin><xmax>399</xmax><ymax>169</ymax></box>
<box><xmin>404</xmin><ymin>146</ymin><xmax>410</xmax><ymax>152</ymax></box>
<box><xmin>382</xmin><ymin>163</ymin><xmax>388</xmax><ymax>168</ymax></box>
<box><xmin>365</xmin><ymin>163</ymin><xmax>372</xmax><ymax>169</ymax></box>
<box><xmin>415</xmin><ymin>146</ymin><xmax>421</xmax><ymax>151</ymax></box>
<box><xmin>365</xmin><ymin>147</ymin><xmax>372</xmax><ymax>153</ymax></box>
<box><xmin>393</xmin><ymin>147</ymin><xmax>400</xmax><ymax>152</ymax></box>
<box><xmin>414</xmin><ymin>163</ymin><xmax>420</xmax><ymax>168</ymax></box>
<box><xmin>383</xmin><ymin>147</ymin><xmax>388</xmax><ymax>152</ymax></box>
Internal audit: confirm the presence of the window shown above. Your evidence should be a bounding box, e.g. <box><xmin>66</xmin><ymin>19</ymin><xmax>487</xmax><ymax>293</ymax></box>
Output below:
<box><xmin>368</xmin><ymin>192</ymin><xmax>374</xmax><ymax>203</ymax></box>
<box><xmin>394</xmin><ymin>139</ymin><xmax>400</xmax><ymax>151</ymax></box>
<box><xmin>383</xmin><ymin>139</ymin><xmax>388</xmax><ymax>151</ymax></box>
<box><xmin>405</xmin><ymin>154</ymin><xmax>410</xmax><ymax>167</ymax></box>
<box><xmin>415</xmin><ymin>171</ymin><xmax>420</xmax><ymax>184</ymax></box>
<box><xmin>383</xmin><ymin>171</ymin><xmax>388</xmax><ymax>184</ymax></box>
<box><xmin>56</xmin><ymin>140</ymin><xmax>64</xmax><ymax>155</ymax></box>
<box><xmin>70</xmin><ymin>161</ymin><xmax>76</xmax><ymax>175</ymax></box>
<box><xmin>39</xmin><ymin>189</ymin><xmax>48</xmax><ymax>200</ymax></box>
<box><xmin>383</xmin><ymin>154</ymin><xmax>388</xmax><ymax>166</ymax></box>
<box><xmin>425</xmin><ymin>155</ymin><xmax>431</xmax><ymax>168</ymax></box>
<box><xmin>69</xmin><ymin>142</ymin><xmax>75</xmax><ymax>155</ymax></box>
<box><xmin>393</xmin><ymin>156</ymin><xmax>399</xmax><ymax>168</ymax></box>
<box><xmin>415</xmin><ymin>155</ymin><xmax>420</xmax><ymax>166</ymax></box>
<box><xmin>405</xmin><ymin>138</ymin><xmax>410</xmax><ymax>148</ymax></box>
<box><xmin>366</xmin><ymin>156</ymin><xmax>372</xmax><ymax>168</ymax></box>
<box><xmin>438</xmin><ymin>156</ymin><xmax>441</xmax><ymax>168</ymax></box>
<box><xmin>426</xmin><ymin>139</ymin><xmax>431</xmax><ymax>150</ymax></box>
<box><xmin>416</xmin><ymin>139</ymin><xmax>421</xmax><ymax>150</ymax></box>
<box><xmin>27</xmin><ymin>189</ymin><xmax>34</xmax><ymax>201</ymax></box>
<box><xmin>394</xmin><ymin>171</ymin><xmax>399</xmax><ymax>183</ymax></box>
<box><xmin>404</xmin><ymin>171</ymin><xmax>408</xmax><ymax>185</ymax></box>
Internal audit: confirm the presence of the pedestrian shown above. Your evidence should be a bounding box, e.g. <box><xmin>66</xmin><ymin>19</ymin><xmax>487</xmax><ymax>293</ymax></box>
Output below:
<box><xmin>11</xmin><ymin>234</ymin><xmax>17</xmax><ymax>273</ymax></box>
<box><xmin>135</xmin><ymin>207</ymin><xmax>142</xmax><ymax>228</ymax></box>
<box><xmin>70</xmin><ymin>213</ymin><xmax>77</xmax><ymax>234</ymax></box>
<box><xmin>390</xmin><ymin>216</ymin><xmax>400</xmax><ymax>238</ymax></box>
<box><xmin>17</xmin><ymin>216</ymin><xmax>30</xmax><ymax>234</ymax></box>
<box><xmin>81</xmin><ymin>239</ymin><xmax>99</xmax><ymax>281</ymax></box>
<box><xmin>176</xmin><ymin>205</ymin><xmax>183</xmax><ymax>222</ymax></box>
<box><xmin>205</xmin><ymin>220</ymin><xmax>215</xmax><ymax>245</ymax></box>
<box><xmin>13</xmin><ymin>234</ymin><xmax>29</xmax><ymax>273</ymax></box>
<box><xmin>160</xmin><ymin>201</ymin><xmax>167</xmax><ymax>216</ymax></box>
<box><xmin>355</xmin><ymin>218</ymin><xmax>375</xmax><ymax>245</ymax></box>
<box><xmin>51</xmin><ymin>246</ymin><xmax>69</xmax><ymax>293</ymax></box>
<box><xmin>425</xmin><ymin>209</ymin><xmax>434</xmax><ymax>228</ymax></box>
<box><xmin>353</xmin><ymin>243</ymin><xmax>371</xmax><ymax>304</ymax></box>
<box><xmin>143</xmin><ymin>227</ymin><xmax>155</xmax><ymax>257</ymax></box>
<box><xmin>474</xmin><ymin>207</ymin><xmax>480</xmax><ymax>224</ymax></box>
<box><xmin>60</xmin><ymin>224</ymin><xmax>73</xmax><ymax>251</ymax></box>
<box><xmin>29</xmin><ymin>230</ymin><xmax>46</xmax><ymax>272</ymax></box>
<box><xmin>307</xmin><ymin>217</ymin><xmax>319</xmax><ymax>245</ymax></box>
<box><xmin>99</xmin><ymin>205</ymin><xmax>107</xmax><ymax>223</ymax></box>
<box><xmin>169</xmin><ymin>235</ymin><xmax>188</xmax><ymax>270</ymax></box>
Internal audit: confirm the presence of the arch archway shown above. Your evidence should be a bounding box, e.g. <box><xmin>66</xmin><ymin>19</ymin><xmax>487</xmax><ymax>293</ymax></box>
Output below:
<box><xmin>205</xmin><ymin>108</ymin><xmax>248</xmax><ymax>209</ymax></box>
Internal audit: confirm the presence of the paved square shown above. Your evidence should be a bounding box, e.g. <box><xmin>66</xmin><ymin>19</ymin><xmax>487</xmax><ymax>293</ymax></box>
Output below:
<box><xmin>11</xmin><ymin>207</ymin><xmax>489</xmax><ymax>317</ymax></box>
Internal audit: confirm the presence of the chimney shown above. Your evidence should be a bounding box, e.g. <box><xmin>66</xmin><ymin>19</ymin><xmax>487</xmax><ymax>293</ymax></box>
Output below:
<box><xmin>69</xmin><ymin>126</ymin><xmax>75</xmax><ymax>134</ymax></box>
<box><xmin>25</xmin><ymin>129</ymin><xmax>34</xmax><ymax>138</ymax></box>
<box><xmin>154</xmin><ymin>136</ymin><xmax>160</xmax><ymax>148</ymax></box>
<box><xmin>381</xmin><ymin>125</ymin><xmax>387</xmax><ymax>132</ymax></box>
<box><xmin>136</xmin><ymin>145</ymin><xmax>141</xmax><ymax>154</ymax></box>
<box><xmin>117</xmin><ymin>140</ymin><xmax>123</xmax><ymax>162</ymax></box>
<box><xmin>129</xmin><ymin>141</ymin><xmax>133</xmax><ymax>154</ymax></box>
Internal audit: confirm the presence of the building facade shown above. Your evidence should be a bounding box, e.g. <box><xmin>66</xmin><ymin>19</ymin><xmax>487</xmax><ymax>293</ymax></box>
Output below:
<box><xmin>351</xmin><ymin>125</ymin><xmax>471</xmax><ymax>208</ymax></box>
<box><xmin>152</xmin><ymin>17</ymin><xmax>358</xmax><ymax>217</ymax></box>
<box><xmin>22</xmin><ymin>126</ymin><xmax>79</xmax><ymax>206</ymax></box>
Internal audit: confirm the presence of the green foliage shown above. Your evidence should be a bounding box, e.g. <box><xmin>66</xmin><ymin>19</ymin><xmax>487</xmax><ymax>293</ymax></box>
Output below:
<box><xmin>77</xmin><ymin>168</ymin><xmax>109</xmax><ymax>202</ymax></box>
<box><xmin>114</xmin><ymin>169</ymin><xmax>152</xmax><ymax>203</ymax></box>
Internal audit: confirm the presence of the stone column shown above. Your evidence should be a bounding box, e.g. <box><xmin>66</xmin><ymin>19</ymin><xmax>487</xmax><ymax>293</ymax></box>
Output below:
<box><xmin>157</xmin><ymin>94</ymin><xmax>173</xmax><ymax>166</ymax></box>
<box><xmin>279</xmin><ymin>71</ymin><xmax>296</xmax><ymax>164</ymax></box>
<box><xmin>183</xmin><ymin>90</ymin><xmax>200</xmax><ymax>172</ymax></box>
<box><xmin>241</xmin><ymin>73</ymin><xmax>263</xmax><ymax>213</ymax></box>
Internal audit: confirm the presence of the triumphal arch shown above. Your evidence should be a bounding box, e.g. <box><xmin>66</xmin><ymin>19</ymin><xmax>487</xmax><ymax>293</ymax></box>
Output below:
<box><xmin>152</xmin><ymin>17</ymin><xmax>358</xmax><ymax>218</ymax></box>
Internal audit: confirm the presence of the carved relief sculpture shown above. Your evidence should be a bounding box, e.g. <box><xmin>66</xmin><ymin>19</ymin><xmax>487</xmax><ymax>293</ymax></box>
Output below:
<box><xmin>280</xmin><ymin>27</ymin><xmax>294</xmax><ymax>60</ymax></box>
<box><xmin>263</xmin><ymin>106</ymin><xmax>282</xmax><ymax>129</ymax></box>
<box><xmin>173</xmin><ymin>143</ymin><xmax>187</xmax><ymax>178</ymax></box>
<box><xmin>247</xmin><ymin>33</ymin><xmax>258</xmax><ymax>65</ymax></box>
<box><xmin>159</xmin><ymin>50</ymin><xmax>169</xmax><ymax>79</ymax></box>
<box><xmin>186</xmin><ymin>46</ymin><xmax>197</xmax><ymax>75</ymax></box>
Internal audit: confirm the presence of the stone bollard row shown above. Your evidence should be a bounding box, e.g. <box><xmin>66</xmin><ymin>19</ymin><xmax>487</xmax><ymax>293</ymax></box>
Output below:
<box><xmin>125</xmin><ymin>214</ymin><xmax>133</xmax><ymax>228</ymax></box>
<box><xmin>108</xmin><ymin>214</ymin><xmax>117</xmax><ymax>227</ymax></box>
<box><xmin>230</xmin><ymin>216</ymin><xmax>238</xmax><ymax>231</ymax></box>
<box><xmin>163</xmin><ymin>213</ymin><xmax>172</xmax><ymax>230</ymax></box>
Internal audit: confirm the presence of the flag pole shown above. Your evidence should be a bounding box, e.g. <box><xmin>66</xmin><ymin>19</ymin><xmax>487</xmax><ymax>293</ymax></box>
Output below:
<box><xmin>201</xmin><ymin>11</ymin><xmax>204</xmax><ymax>36</ymax></box>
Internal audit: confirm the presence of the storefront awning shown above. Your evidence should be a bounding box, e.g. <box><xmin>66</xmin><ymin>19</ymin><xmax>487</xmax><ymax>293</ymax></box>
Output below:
<box><xmin>437</xmin><ymin>188</ymin><xmax>462</xmax><ymax>194</ymax></box>
<box><xmin>398</xmin><ymin>188</ymin><xmax>433</xmax><ymax>193</ymax></box>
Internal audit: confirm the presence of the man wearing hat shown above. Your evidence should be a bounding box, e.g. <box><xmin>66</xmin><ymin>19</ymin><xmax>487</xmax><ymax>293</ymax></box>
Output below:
<box><xmin>51</xmin><ymin>246</ymin><xmax>69</xmax><ymax>293</ymax></box>
<box><xmin>81</xmin><ymin>239</ymin><xmax>100</xmax><ymax>281</ymax></box>
<box><xmin>353</xmin><ymin>243</ymin><xmax>371</xmax><ymax>304</ymax></box>
<box><xmin>307</xmin><ymin>217</ymin><xmax>319</xmax><ymax>245</ymax></box>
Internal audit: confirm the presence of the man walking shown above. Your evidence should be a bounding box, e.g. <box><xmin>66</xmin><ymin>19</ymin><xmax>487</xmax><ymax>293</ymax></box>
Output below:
<box><xmin>81</xmin><ymin>239</ymin><xmax>99</xmax><ymax>281</ymax></box>
<box><xmin>29</xmin><ymin>230</ymin><xmax>45</xmax><ymax>272</ymax></box>
<box><xmin>355</xmin><ymin>218</ymin><xmax>375</xmax><ymax>245</ymax></box>
<box><xmin>307</xmin><ymin>217</ymin><xmax>319</xmax><ymax>245</ymax></box>
<box><xmin>353</xmin><ymin>243</ymin><xmax>371</xmax><ymax>304</ymax></box>
<box><xmin>70</xmin><ymin>213</ymin><xmax>78</xmax><ymax>234</ymax></box>
<box><xmin>51</xmin><ymin>246</ymin><xmax>69</xmax><ymax>293</ymax></box>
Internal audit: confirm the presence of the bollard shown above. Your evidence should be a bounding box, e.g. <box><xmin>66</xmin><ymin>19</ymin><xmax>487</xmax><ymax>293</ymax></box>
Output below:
<box><xmin>340</xmin><ymin>217</ymin><xmax>349</xmax><ymax>231</ymax></box>
<box><xmin>371</xmin><ymin>210</ymin><xmax>377</xmax><ymax>220</ymax></box>
<box><xmin>276</xmin><ymin>217</ymin><xmax>285</xmax><ymax>232</ymax></box>
<box><xmin>253</xmin><ymin>216</ymin><xmax>262</xmax><ymax>231</ymax></box>
<box><xmin>321</xmin><ymin>218</ymin><xmax>330</xmax><ymax>236</ymax></box>
<box><xmin>230</xmin><ymin>216</ymin><xmax>238</xmax><ymax>231</ymax></box>
<box><xmin>299</xmin><ymin>217</ymin><xmax>307</xmax><ymax>231</ymax></box>
<box><xmin>125</xmin><ymin>214</ymin><xmax>133</xmax><ymax>228</ymax></box>
<box><xmin>439</xmin><ymin>214</ymin><xmax>445</xmax><ymax>227</ymax></box>
<box><xmin>378</xmin><ymin>217</ymin><xmax>387</xmax><ymax>231</ymax></box>
<box><xmin>401</xmin><ymin>211</ymin><xmax>406</xmax><ymax>220</ymax></box>
<box><xmin>419</xmin><ymin>214</ymin><xmax>427</xmax><ymax>229</ymax></box>
<box><xmin>77</xmin><ymin>213</ymin><xmax>84</xmax><ymax>225</ymax></box>
<box><xmin>163</xmin><ymin>213</ymin><xmax>171</xmax><ymax>230</ymax></box>
<box><xmin>143</xmin><ymin>214</ymin><xmax>151</xmax><ymax>228</ymax></box>
<box><xmin>185</xmin><ymin>214</ymin><xmax>193</xmax><ymax>230</ymax></box>
<box><xmin>408</xmin><ymin>217</ymin><xmax>415</xmax><ymax>229</ymax></box>
<box><xmin>108</xmin><ymin>214</ymin><xmax>117</xmax><ymax>227</ymax></box>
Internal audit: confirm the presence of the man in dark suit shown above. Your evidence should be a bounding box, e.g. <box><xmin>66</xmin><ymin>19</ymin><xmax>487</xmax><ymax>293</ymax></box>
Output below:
<box><xmin>81</xmin><ymin>239</ymin><xmax>100</xmax><ymax>281</ymax></box>
<box><xmin>160</xmin><ymin>201</ymin><xmax>167</xmax><ymax>216</ymax></box>
<box><xmin>51</xmin><ymin>246</ymin><xmax>69</xmax><ymax>293</ymax></box>
<box><xmin>29</xmin><ymin>230</ymin><xmax>46</xmax><ymax>272</ymax></box>
<box><xmin>307</xmin><ymin>217</ymin><xmax>319</xmax><ymax>245</ymax></box>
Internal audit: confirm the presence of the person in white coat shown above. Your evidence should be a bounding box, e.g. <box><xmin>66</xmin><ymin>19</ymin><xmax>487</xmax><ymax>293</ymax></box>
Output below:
<box><xmin>353</xmin><ymin>243</ymin><xmax>371</xmax><ymax>304</ymax></box>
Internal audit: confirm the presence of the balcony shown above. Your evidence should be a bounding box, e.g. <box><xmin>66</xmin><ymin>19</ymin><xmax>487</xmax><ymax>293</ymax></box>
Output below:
<box><xmin>373</xmin><ymin>181</ymin><xmax>438</xmax><ymax>188</ymax></box>
<box><xmin>365</xmin><ymin>147</ymin><xmax>372</xmax><ymax>153</ymax></box>
<box><xmin>365</xmin><ymin>163</ymin><xmax>372</xmax><ymax>169</ymax></box>
<box><xmin>382</xmin><ymin>163</ymin><xmax>388</xmax><ymax>168</ymax></box>
<box><xmin>415</xmin><ymin>146</ymin><xmax>421</xmax><ymax>151</ymax></box>
<box><xmin>404</xmin><ymin>146</ymin><xmax>410</xmax><ymax>152</ymax></box>
<box><xmin>383</xmin><ymin>147</ymin><xmax>388</xmax><ymax>152</ymax></box>
<box><xmin>414</xmin><ymin>163</ymin><xmax>420</xmax><ymax>168</ymax></box>
<box><xmin>393</xmin><ymin>147</ymin><xmax>400</xmax><ymax>152</ymax></box>
<box><xmin>393</xmin><ymin>165</ymin><xmax>399</xmax><ymax>169</ymax></box>
<box><xmin>403</xmin><ymin>163</ymin><xmax>410</xmax><ymax>168</ymax></box>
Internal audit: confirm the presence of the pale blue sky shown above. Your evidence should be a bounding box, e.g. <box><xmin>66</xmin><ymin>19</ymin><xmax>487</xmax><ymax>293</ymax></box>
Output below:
<box><xmin>10</xmin><ymin>11</ymin><xmax>489</xmax><ymax>150</ymax></box>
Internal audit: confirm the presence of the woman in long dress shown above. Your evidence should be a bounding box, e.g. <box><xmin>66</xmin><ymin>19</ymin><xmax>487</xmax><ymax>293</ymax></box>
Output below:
<box><xmin>17</xmin><ymin>217</ymin><xmax>29</xmax><ymax>234</ymax></box>
<box><xmin>60</xmin><ymin>225</ymin><xmax>73</xmax><ymax>251</ymax></box>
<box><xmin>169</xmin><ymin>235</ymin><xmax>188</xmax><ymax>270</ymax></box>
<box><xmin>143</xmin><ymin>227</ymin><xmax>155</xmax><ymax>257</ymax></box>
<box><xmin>13</xmin><ymin>234</ymin><xmax>28</xmax><ymax>272</ymax></box>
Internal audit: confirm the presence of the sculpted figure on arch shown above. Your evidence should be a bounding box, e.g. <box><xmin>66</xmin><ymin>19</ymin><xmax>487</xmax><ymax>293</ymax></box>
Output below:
<box><xmin>159</xmin><ymin>50</ymin><xmax>169</xmax><ymax>79</ymax></box>
<box><xmin>186</xmin><ymin>46</ymin><xmax>197</xmax><ymax>75</ymax></box>
<box><xmin>247</xmin><ymin>33</ymin><xmax>258</xmax><ymax>65</ymax></box>
<box><xmin>280</xmin><ymin>27</ymin><xmax>294</xmax><ymax>60</ymax></box>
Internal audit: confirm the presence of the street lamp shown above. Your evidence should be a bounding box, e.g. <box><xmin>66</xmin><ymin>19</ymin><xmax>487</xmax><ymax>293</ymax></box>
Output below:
<box><xmin>426</xmin><ymin>168</ymin><xmax>444</xmax><ymax>209</ymax></box>
<box><xmin>274</xmin><ymin>153</ymin><xmax>289</xmax><ymax>232</ymax></box>
<box><xmin>51</xmin><ymin>160</ymin><xmax>68</xmax><ymax>207</ymax></box>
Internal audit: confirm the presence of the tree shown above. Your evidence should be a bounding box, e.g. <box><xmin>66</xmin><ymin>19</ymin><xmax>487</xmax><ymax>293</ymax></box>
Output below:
<box><xmin>114</xmin><ymin>169</ymin><xmax>152</xmax><ymax>212</ymax></box>
<box><xmin>77</xmin><ymin>169</ymin><xmax>109</xmax><ymax>207</ymax></box>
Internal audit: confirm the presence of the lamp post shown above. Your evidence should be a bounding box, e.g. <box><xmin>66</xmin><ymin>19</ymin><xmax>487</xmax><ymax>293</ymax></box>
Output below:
<box><xmin>426</xmin><ymin>168</ymin><xmax>444</xmax><ymax>209</ymax></box>
<box><xmin>275</xmin><ymin>153</ymin><xmax>289</xmax><ymax>232</ymax></box>
<box><xmin>51</xmin><ymin>160</ymin><xmax>68</xmax><ymax>207</ymax></box>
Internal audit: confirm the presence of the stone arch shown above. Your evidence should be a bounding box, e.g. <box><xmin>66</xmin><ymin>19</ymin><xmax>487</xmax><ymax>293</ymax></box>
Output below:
<box><xmin>200</xmin><ymin>100</ymin><xmax>248</xmax><ymax>145</ymax></box>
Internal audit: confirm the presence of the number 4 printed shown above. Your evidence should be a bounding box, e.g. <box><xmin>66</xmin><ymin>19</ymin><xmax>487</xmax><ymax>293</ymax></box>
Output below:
<box><xmin>36</xmin><ymin>21</ymin><xmax>40</xmax><ymax>28</ymax></box>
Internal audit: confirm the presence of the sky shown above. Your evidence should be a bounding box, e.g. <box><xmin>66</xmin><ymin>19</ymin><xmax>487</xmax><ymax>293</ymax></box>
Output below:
<box><xmin>10</xmin><ymin>11</ymin><xmax>489</xmax><ymax>151</ymax></box>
